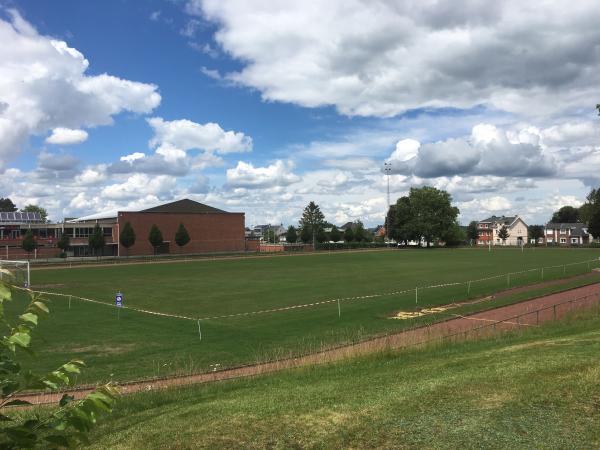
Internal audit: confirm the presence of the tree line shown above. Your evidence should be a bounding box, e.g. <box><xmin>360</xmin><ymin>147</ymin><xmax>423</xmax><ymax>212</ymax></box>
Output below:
<box><xmin>20</xmin><ymin>222</ymin><xmax>192</xmax><ymax>258</ymax></box>
<box><xmin>282</xmin><ymin>201</ymin><xmax>374</xmax><ymax>245</ymax></box>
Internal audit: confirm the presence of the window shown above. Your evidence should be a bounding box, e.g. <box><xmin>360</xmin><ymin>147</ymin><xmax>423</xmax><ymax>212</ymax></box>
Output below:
<box><xmin>560</xmin><ymin>229</ymin><xmax>566</xmax><ymax>234</ymax></box>
<box><xmin>546</xmin><ymin>229</ymin><xmax>553</xmax><ymax>234</ymax></box>
<box><xmin>103</xmin><ymin>227</ymin><xmax>113</xmax><ymax>237</ymax></box>
<box><xmin>571</xmin><ymin>238</ymin><xmax>578</xmax><ymax>244</ymax></box>
<box><xmin>547</xmin><ymin>239</ymin><xmax>553</xmax><ymax>243</ymax></box>
<box><xmin>560</xmin><ymin>238</ymin><xmax>566</xmax><ymax>243</ymax></box>
<box><xmin>75</xmin><ymin>227</ymin><xmax>93</xmax><ymax>238</ymax></box>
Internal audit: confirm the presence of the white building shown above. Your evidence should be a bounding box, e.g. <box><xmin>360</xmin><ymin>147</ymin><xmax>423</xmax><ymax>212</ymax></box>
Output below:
<box><xmin>477</xmin><ymin>215</ymin><xmax>528</xmax><ymax>246</ymax></box>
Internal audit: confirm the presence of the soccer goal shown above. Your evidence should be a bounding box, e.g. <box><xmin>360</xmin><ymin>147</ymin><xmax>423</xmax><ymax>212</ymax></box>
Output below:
<box><xmin>0</xmin><ymin>260</ymin><xmax>30</xmax><ymax>287</ymax></box>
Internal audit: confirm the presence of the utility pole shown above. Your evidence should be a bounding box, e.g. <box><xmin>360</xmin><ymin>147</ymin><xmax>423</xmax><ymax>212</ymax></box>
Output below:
<box><xmin>384</xmin><ymin>162</ymin><xmax>392</xmax><ymax>245</ymax></box>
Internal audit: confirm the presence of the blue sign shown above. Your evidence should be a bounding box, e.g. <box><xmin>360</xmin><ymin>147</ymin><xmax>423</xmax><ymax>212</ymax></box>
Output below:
<box><xmin>115</xmin><ymin>292</ymin><xmax>123</xmax><ymax>308</ymax></box>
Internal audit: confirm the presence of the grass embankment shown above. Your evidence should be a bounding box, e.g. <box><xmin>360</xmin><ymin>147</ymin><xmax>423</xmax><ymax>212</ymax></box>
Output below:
<box><xmin>81</xmin><ymin>307</ymin><xmax>600</xmax><ymax>449</ymax></box>
<box><xmin>6</xmin><ymin>248</ymin><xmax>600</xmax><ymax>383</ymax></box>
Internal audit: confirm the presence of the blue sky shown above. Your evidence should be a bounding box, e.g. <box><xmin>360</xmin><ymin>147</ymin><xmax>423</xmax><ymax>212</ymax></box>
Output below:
<box><xmin>1</xmin><ymin>1</ymin><xmax>599</xmax><ymax>226</ymax></box>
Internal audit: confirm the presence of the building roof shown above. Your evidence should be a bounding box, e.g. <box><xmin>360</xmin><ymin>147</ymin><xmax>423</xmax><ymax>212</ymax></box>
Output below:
<box><xmin>69</xmin><ymin>199</ymin><xmax>230</xmax><ymax>223</ymax></box>
<box><xmin>0</xmin><ymin>211</ymin><xmax>43</xmax><ymax>223</ymax></box>
<box><xmin>140</xmin><ymin>199</ymin><xmax>227</xmax><ymax>214</ymax></box>
<box><xmin>479</xmin><ymin>215</ymin><xmax>517</xmax><ymax>226</ymax></box>
<box><xmin>546</xmin><ymin>222</ymin><xmax>589</xmax><ymax>236</ymax></box>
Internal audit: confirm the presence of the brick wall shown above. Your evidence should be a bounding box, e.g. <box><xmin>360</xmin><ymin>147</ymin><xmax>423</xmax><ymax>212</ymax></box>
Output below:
<box><xmin>117</xmin><ymin>211</ymin><xmax>245</xmax><ymax>256</ymax></box>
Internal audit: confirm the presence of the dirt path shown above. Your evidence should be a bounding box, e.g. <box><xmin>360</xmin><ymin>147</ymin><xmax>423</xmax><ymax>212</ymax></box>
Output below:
<box><xmin>15</xmin><ymin>280</ymin><xmax>600</xmax><ymax>406</ymax></box>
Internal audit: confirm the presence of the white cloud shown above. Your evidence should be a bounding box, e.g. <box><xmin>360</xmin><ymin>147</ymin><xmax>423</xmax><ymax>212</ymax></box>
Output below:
<box><xmin>226</xmin><ymin>160</ymin><xmax>300</xmax><ymax>189</ymax></box>
<box><xmin>147</xmin><ymin>117</ymin><xmax>252</xmax><ymax>153</ymax></box>
<box><xmin>101</xmin><ymin>174</ymin><xmax>177</xmax><ymax>201</ymax></box>
<box><xmin>45</xmin><ymin>127</ymin><xmax>88</xmax><ymax>145</ymax></box>
<box><xmin>0</xmin><ymin>10</ymin><xmax>161</xmax><ymax>168</ymax></box>
<box><xmin>541</xmin><ymin>121</ymin><xmax>599</xmax><ymax>147</ymax></box>
<box><xmin>387</xmin><ymin>124</ymin><xmax>557</xmax><ymax>178</ymax></box>
<box><xmin>74</xmin><ymin>166</ymin><xmax>107</xmax><ymax>186</ymax></box>
<box><xmin>120</xmin><ymin>152</ymin><xmax>146</xmax><ymax>163</ymax></box>
<box><xmin>194</xmin><ymin>0</ymin><xmax>600</xmax><ymax>119</ymax></box>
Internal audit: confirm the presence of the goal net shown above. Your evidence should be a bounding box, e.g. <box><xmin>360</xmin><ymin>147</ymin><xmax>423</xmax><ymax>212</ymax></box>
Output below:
<box><xmin>0</xmin><ymin>260</ymin><xmax>30</xmax><ymax>287</ymax></box>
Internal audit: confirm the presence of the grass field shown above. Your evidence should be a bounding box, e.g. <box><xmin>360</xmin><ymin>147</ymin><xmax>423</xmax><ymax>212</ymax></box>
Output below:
<box><xmin>68</xmin><ymin>306</ymin><xmax>600</xmax><ymax>448</ymax></box>
<box><xmin>6</xmin><ymin>247</ymin><xmax>600</xmax><ymax>383</ymax></box>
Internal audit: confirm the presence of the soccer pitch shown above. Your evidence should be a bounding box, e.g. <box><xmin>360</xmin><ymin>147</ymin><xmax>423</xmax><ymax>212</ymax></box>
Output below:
<box><xmin>10</xmin><ymin>247</ymin><xmax>600</xmax><ymax>383</ymax></box>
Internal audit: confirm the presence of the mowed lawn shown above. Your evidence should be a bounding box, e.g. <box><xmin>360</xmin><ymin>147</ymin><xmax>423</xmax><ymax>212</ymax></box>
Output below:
<box><xmin>7</xmin><ymin>247</ymin><xmax>600</xmax><ymax>383</ymax></box>
<box><xmin>76</xmin><ymin>308</ymin><xmax>599</xmax><ymax>449</ymax></box>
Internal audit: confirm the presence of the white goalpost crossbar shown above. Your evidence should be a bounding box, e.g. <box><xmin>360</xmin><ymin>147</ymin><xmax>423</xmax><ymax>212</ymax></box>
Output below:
<box><xmin>0</xmin><ymin>260</ymin><xmax>30</xmax><ymax>287</ymax></box>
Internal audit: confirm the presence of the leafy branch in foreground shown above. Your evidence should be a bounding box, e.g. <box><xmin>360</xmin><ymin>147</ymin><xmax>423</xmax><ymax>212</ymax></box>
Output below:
<box><xmin>0</xmin><ymin>270</ymin><xmax>119</xmax><ymax>448</ymax></box>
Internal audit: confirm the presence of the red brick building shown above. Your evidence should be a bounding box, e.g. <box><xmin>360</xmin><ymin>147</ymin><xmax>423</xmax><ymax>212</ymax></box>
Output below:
<box><xmin>1</xmin><ymin>199</ymin><xmax>246</xmax><ymax>259</ymax></box>
<box><xmin>116</xmin><ymin>199</ymin><xmax>245</xmax><ymax>256</ymax></box>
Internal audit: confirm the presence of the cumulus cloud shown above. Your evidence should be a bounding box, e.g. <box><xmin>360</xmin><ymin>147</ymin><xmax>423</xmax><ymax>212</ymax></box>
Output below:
<box><xmin>74</xmin><ymin>166</ymin><xmax>107</xmax><ymax>186</ymax></box>
<box><xmin>45</xmin><ymin>127</ymin><xmax>88</xmax><ymax>145</ymax></box>
<box><xmin>0</xmin><ymin>10</ymin><xmax>160</xmax><ymax>168</ymax></box>
<box><xmin>190</xmin><ymin>0</ymin><xmax>600</xmax><ymax>118</ymax></box>
<box><xmin>147</xmin><ymin>117</ymin><xmax>252</xmax><ymax>153</ymax></box>
<box><xmin>387</xmin><ymin>124</ymin><xmax>557</xmax><ymax>178</ymax></box>
<box><xmin>101</xmin><ymin>174</ymin><xmax>177</xmax><ymax>201</ymax></box>
<box><xmin>104</xmin><ymin>117</ymin><xmax>250</xmax><ymax>177</ymax></box>
<box><xmin>226</xmin><ymin>160</ymin><xmax>300</xmax><ymax>189</ymax></box>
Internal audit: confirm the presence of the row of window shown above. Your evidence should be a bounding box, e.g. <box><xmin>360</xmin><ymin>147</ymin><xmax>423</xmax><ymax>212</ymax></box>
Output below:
<box><xmin>63</xmin><ymin>227</ymin><xmax>113</xmax><ymax>238</ymax></box>
<box><xmin>546</xmin><ymin>238</ymin><xmax>580</xmax><ymax>244</ymax></box>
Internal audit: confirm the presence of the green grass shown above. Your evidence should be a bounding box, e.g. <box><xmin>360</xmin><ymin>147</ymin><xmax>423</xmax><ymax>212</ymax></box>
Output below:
<box><xmin>74</xmin><ymin>306</ymin><xmax>600</xmax><ymax>449</ymax></box>
<box><xmin>6</xmin><ymin>247</ymin><xmax>600</xmax><ymax>383</ymax></box>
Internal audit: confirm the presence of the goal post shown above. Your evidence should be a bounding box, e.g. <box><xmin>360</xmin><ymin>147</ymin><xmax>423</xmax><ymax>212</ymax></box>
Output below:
<box><xmin>0</xmin><ymin>260</ymin><xmax>30</xmax><ymax>287</ymax></box>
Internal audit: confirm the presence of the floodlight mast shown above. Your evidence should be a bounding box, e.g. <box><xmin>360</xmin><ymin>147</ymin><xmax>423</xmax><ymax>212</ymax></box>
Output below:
<box><xmin>383</xmin><ymin>162</ymin><xmax>392</xmax><ymax>245</ymax></box>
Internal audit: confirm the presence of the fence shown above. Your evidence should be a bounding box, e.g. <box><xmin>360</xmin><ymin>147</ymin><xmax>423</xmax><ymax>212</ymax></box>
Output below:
<box><xmin>9</xmin><ymin>257</ymin><xmax>600</xmax><ymax>338</ymax></box>
<box><xmin>404</xmin><ymin>291</ymin><xmax>600</xmax><ymax>350</ymax></box>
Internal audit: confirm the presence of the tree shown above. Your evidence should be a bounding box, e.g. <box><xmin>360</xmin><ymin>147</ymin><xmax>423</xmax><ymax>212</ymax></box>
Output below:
<box><xmin>404</xmin><ymin>187</ymin><xmax>459</xmax><ymax>247</ymax></box>
<box><xmin>148</xmin><ymin>224</ymin><xmax>164</xmax><ymax>255</ymax></box>
<box><xmin>385</xmin><ymin>205</ymin><xmax>397</xmax><ymax>243</ymax></box>
<box><xmin>316</xmin><ymin>228</ymin><xmax>328</xmax><ymax>243</ymax></box>
<box><xmin>174</xmin><ymin>223</ymin><xmax>191</xmax><ymax>250</ymax></box>
<box><xmin>528</xmin><ymin>225</ymin><xmax>544</xmax><ymax>245</ymax></box>
<box><xmin>88</xmin><ymin>224</ymin><xmax>105</xmax><ymax>258</ymax></box>
<box><xmin>550</xmin><ymin>205</ymin><xmax>579</xmax><ymax>223</ymax></box>
<box><xmin>119</xmin><ymin>221</ymin><xmax>136</xmax><ymax>256</ymax></box>
<box><xmin>299</xmin><ymin>201</ymin><xmax>325</xmax><ymax>246</ymax></box>
<box><xmin>21</xmin><ymin>204</ymin><xmax>48</xmax><ymax>223</ymax></box>
<box><xmin>442</xmin><ymin>222</ymin><xmax>466</xmax><ymax>246</ymax></box>
<box><xmin>344</xmin><ymin>226</ymin><xmax>354</xmax><ymax>242</ymax></box>
<box><xmin>0</xmin><ymin>277</ymin><xmax>119</xmax><ymax>448</ymax></box>
<box><xmin>580</xmin><ymin>187</ymin><xmax>600</xmax><ymax>224</ymax></box>
<box><xmin>394</xmin><ymin>196</ymin><xmax>414</xmax><ymax>245</ymax></box>
<box><xmin>57</xmin><ymin>233</ymin><xmax>70</xmax><ymax>256</ymax></box>
<box><xmin>498</xmin><ymin>225</ymin><xmax>510</xmax><ymax>245</ymax></box>
<box><xmin>299</xmin><ymin>226</ymin><xmax>312</xmax><ymax>244</ymax></box>
<box><xmin>0</xmin><ymin>197</ymin><xmax>17</xmax><ymax>212</ymax></box>
<box><xmin>21</xmin><ymin>229</ymin><xmax>37</xmax><ymax>259</ymax></box>
<box><xmin>329</xmin><ymin>225</ymin><xmax>341</xmax><ymax>242</ymax></box>
<box><xmin>286</xmin><ymin>225</ymin><xmax>298</xmax><ymax>243</ymax></box>
<box><xmin>466</xmin><ymin>221</ymin><xmax>479</xmax><ymax>244</ymax></box>
<box><xmin>589</xmin><ymin>207</ymin><xmax>600</xmax><ymax>240</ymax></box>
<box><xmin>353</xmin><ymin>220</ymin><xmax>366</xmax><ymax>242</ymax></box>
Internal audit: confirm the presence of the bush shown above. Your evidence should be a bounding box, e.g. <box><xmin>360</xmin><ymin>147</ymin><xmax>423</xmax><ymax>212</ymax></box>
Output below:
<box><xmin>0</xmin><ymin>274</ymin><xmax>119</xmax><ymax>447</ymax></box>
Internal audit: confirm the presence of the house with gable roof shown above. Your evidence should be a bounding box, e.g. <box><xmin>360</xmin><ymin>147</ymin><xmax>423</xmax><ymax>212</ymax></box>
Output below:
<box><xmin>477</xmin><ymin>215</ymin><xmax>528</xmax><ymax>246</ymax></box>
